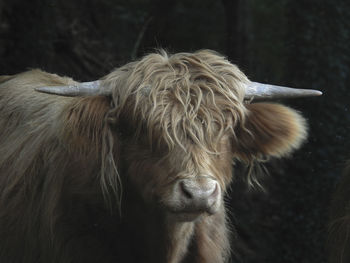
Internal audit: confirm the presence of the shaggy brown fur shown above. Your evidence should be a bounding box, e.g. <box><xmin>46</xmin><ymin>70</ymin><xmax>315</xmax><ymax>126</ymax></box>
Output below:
<box><xmin>0</xmin><ymin>50</ymin><xmax>307</xmax><ymax>263</ymax></box>
<box><xmin>329</xmin><ymin>162</ymin><xmax>350</xmax><ymax>263</ymax></box>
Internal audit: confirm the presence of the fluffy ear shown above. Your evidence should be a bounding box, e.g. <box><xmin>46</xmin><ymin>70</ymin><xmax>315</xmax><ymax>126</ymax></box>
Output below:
<box><xmin>61</xmin><ymin>96</ymin><xmax>112</xmax><ymax>155</ymax></box>
<box><xmin>234</xmin><ymin>103</ymin><xmax>307</xmax><ymax>162</ymax></box>
<box><xmin>61</xmin><ymin>95</ymin><xmax>122</xmax><ymax>206</ymax></box>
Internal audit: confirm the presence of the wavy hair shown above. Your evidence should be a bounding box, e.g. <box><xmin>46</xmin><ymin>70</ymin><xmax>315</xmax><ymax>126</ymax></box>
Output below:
<box><xmin>103</xmin><ymin>50</ymin><xmax>248</xmax><ymax>153</ymax></box>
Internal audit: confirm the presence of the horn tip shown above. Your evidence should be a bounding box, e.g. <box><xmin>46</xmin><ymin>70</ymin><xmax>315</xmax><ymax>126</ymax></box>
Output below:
<box><xmin>307</xmin><ymin>89</ymin><xmax>323</xmax><ymax>97</ymax></box>
<box><xmin>315</xmin><ymin>90</ymin><xmax>323</xmax><ymax>96</ymax></box>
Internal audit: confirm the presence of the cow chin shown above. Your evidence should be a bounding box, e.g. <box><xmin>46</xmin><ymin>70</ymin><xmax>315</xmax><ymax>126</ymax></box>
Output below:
<box><xmin>168</xmin><ymin>206</ymin><xmax>221</xmax><ymax>222</ymax></box>
<box><xmin>168</xmin><ymin>211</ymin><xmax>205</xmax><ymax>222</ymax></box>
<box><xmin>165</xmin><ymin>201</ymin><xmax>221</xmax><ymax>222</ymax></box>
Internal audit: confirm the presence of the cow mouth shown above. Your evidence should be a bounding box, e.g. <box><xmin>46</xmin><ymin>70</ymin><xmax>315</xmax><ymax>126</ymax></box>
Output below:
<box><xmin>167</xmin><ymin>207</ymin><xmax>216</xmax><ymax>222</ymax></box>
<box><xmin>168</xmin><ymin>210</ymin><xmax>204</xmax><ymax>222</ymax></box>
<box><xmin>163</xmin><ymin>198</ymin><xmax>220</xmax><ymax>222</ymax></box>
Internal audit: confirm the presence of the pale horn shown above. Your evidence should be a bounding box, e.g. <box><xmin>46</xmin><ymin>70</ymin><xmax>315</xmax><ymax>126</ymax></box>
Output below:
<box><xmin>35</xmin><ymin>80</ymin><xmax>110</xmax><ymax>96</ymax></box>
<box><xmin>35</xmin><ymin>80</ymin><xmax>323</xmax><ymax>99</ymax></box>
<box><xmin>244</xmin><ymin>82</ymin><xmax>322</xmax><ymax>100</ymax></box>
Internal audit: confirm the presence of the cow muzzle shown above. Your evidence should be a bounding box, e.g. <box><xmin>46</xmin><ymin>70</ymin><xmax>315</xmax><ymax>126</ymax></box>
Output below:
<box><xmin>167</xmin><ymin>176</ymin><xmax>221</xmax><ymax>221</ymax></box>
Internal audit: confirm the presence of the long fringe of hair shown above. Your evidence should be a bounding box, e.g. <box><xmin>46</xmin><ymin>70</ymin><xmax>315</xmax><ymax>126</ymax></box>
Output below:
<box><xmin>104</xmin><ymin>50</ymin><xmax>248</xmax><ymax>155</ymax></box>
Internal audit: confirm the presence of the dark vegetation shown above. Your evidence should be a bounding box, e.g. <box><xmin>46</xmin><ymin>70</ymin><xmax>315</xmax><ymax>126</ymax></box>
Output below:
<box><xmin>0</xmin><ymin>0</ymin><xmax>349</xmax><ymax>262</ymax></box>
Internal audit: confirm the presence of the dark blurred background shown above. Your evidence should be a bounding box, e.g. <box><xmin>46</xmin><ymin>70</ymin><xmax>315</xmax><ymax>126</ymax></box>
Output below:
<box><xmin>0</xmin><ymin>0</ymin><xmax>349</xmax><ymax>262</ymax></box>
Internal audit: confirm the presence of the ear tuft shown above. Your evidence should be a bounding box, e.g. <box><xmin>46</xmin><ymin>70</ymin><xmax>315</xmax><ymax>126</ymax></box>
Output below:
<box><xmin>61</xmin><ymin>96</ymin><xmax>111</xmax><ymax>155</ymax></box>
<box><xmin>235</xmin><ymin>103</ymin><xmax>307</xmax><ymax>162</ymax></box>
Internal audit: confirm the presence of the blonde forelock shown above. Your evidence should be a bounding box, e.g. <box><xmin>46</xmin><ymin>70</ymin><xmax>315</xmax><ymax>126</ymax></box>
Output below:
<box><xmin>103</xmin><ymin>50</ymin><xmax>248</xmax><ymax>154</ymax></box>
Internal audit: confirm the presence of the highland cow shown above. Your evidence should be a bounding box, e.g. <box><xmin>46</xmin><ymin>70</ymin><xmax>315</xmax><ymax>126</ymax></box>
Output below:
<box><xmin>0</xmin><ymin>50</ymin><xmax>321</xmax><ymax>263</ymax></box>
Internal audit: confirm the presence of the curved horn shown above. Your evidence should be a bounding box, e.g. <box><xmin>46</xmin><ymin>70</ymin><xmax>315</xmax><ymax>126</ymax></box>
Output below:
<box><xmin>35</xmin><ymin>80</ymin><xmax>110</xmax><ymax>96</ymax></box>
<box><xmin>245</xmin><ymin>82</ymin><xmax>322</xmax><ymax>100</ymax></box>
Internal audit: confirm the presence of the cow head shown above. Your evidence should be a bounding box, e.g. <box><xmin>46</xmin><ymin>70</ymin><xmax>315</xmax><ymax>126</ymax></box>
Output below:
<box><xmin>37</xmin><ymin>50</ymin><xmax>320</xmax><ymax>221</ymax></box>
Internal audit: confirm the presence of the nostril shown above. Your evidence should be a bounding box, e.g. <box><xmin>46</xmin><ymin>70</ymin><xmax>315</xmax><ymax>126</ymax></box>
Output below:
<box><xmin>180</xmin><ymin>179</ymin><xmax>218</xmax><ymax>200</ymax></box>
<box><xmin>180</xmin><ymin>181</ymin><xmax>193</xmax><ymax>199</ymax></box>
<box><xmin>210</xmin><ymin>183</ymin><xmax>218</xmax><ymax>198</ymax></box>
<box><xmin>177</xmin><ymin>178</ymin><xmax>220</xmax><ymax>214</ymax></box>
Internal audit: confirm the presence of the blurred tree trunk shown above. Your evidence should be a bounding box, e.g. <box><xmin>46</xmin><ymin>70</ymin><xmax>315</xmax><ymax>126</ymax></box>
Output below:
<box><xmin>0</xmin><ymin>0</ymin><xmax>58</xmax><ymax>73</ymax></box>
<box><xmin>280</xmin><ymin>1</ymin><xmax>350</xmax><ymax>262</ymax></box>
<box><xmin>136</xmin><ymin>0</ymin><xmax>177</xmax><ymax>55</ymax></box>
<box><xmin>221</xmin><ymin>0</ymin><xmax>250</xmax><ymax>68</ymax></box>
